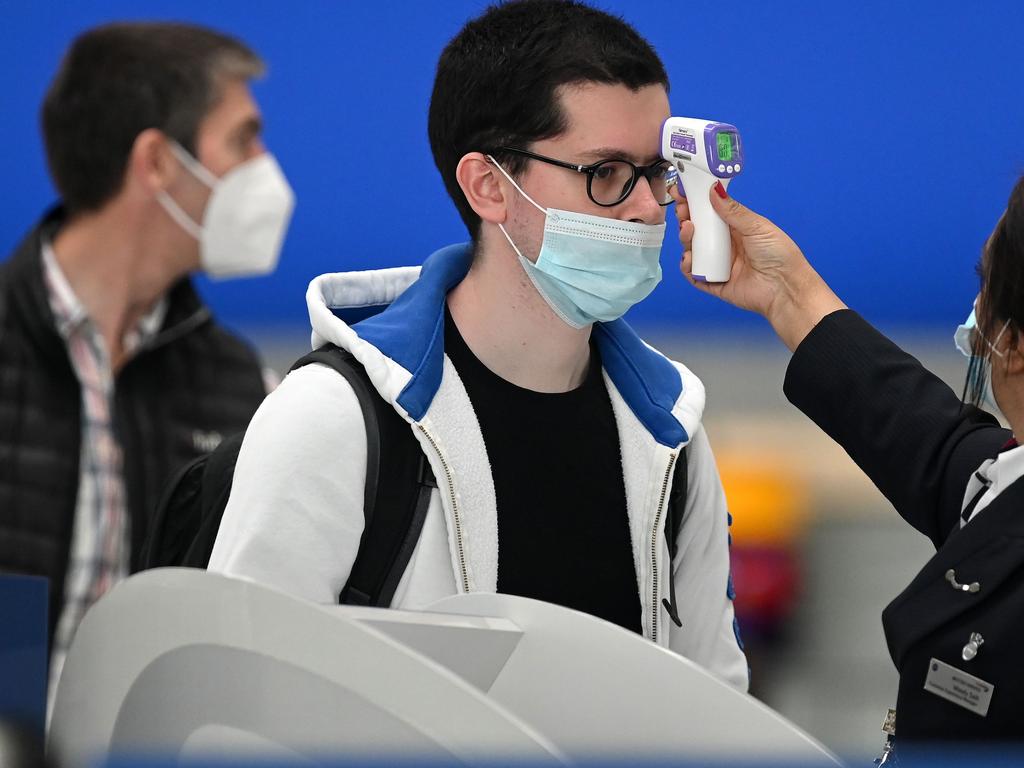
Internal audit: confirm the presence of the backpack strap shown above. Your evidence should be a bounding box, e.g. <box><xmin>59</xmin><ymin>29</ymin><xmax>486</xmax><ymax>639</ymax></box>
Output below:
<box><xmin>661</xmin><ymin>447</ymin><xmax>688</xmax><ymax>628</ymax></box>
<box><xmin>289</xmin><ymin>345</ymin><xmax>433</xmax><ymax>607</ymax></box>
<box><xmin>372</xmin><ymin>453</ymin><xmax>436</xmax><ymax>605</ymax></box>
<box><xmin>141</xmin><ymin>452</ymin><xmax>208</xmax><ymax>569</ymax></box>
<box><xmin>180</xmin><ymin>432</ymin><xmax>246</xmax><ymax>568</ymax></box>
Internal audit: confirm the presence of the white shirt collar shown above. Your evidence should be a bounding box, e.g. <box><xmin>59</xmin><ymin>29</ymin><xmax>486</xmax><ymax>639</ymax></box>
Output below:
<box><xmin>41</xmin><ymin>239</ymin><xmax>169</xmax><ymax>351</ymax></box>
<box><xmin>981</xmin><ymin>442</ymin><xmax>1024</xmax><ymax>497</ymax></box>
<box><xmin>41</xmin><ymin>239</ymin><xmax>88</xmax><ymax>337</ymax></box>
<box><xmin>962</xmin><ymin>442</ymin><xmax>1024</xmax><ymax>526</ymax></box>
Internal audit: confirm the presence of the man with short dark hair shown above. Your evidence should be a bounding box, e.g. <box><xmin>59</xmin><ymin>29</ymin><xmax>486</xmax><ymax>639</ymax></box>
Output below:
<box><xmin>211</xmin><ymin>0</ymin><xmax>746</xmax><ymax>688</ymax></box>
<box><xmin>0</xmin><ymin>21</ymin><xmax>294</xmax><ymax>701</ymax></box>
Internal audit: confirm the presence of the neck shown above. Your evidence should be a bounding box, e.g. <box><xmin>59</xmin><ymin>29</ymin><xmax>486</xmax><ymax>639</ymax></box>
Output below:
<box><xmin>51</xmin><ymin>201</ymin><xmax>186</xmax><ymax>370</ymax></box>
<box><xmin>1000</xmin><ymin>396</ymin><xmax>1024</xmax><ymax>444</ymax></box>
<box><xmin>447</xmin><ymin>236</ymin><xmax>592</xmax><ymax>393</ymax></box>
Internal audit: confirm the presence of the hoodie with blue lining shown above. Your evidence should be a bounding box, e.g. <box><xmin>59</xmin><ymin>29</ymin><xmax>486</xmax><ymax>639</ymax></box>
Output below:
<box><xmin>209</xmin><ymin>243</ymin><xmax>748</xmax><ymax>691</ymax></box>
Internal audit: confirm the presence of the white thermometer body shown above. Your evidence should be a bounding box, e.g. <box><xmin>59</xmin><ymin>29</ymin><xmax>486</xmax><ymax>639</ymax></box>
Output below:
<box><xmin>661</xmin><ymin>117</ymin><xmax>744</xmax><ymax>282</ymax></box>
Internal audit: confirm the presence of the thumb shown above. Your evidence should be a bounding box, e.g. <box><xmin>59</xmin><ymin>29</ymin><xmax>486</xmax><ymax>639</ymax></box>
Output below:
<box><xmin>709</xmin><ymin>183</ymin><xmax>766</xmax><ymax>237</ymax></box>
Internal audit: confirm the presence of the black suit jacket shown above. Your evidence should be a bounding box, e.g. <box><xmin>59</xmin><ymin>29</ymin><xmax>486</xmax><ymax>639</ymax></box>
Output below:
<box><xmin>784</xmin><ymin>309</ymin><xmax>1023</xmax><ymax>742</ymax></box>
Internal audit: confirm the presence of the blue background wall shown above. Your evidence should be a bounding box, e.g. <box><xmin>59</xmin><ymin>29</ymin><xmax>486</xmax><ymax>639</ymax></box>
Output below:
<box><xmin>2</xmin><ymin>0</ymin><xmax>1023</xmax><ymax>334</ymax></box>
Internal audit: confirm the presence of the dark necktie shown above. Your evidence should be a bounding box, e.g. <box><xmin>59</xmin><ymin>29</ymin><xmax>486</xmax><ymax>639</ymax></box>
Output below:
<box><xmin>960</xmin><ymin>471</ymin><xmax>992</xmax><ymax>526</ymax></box>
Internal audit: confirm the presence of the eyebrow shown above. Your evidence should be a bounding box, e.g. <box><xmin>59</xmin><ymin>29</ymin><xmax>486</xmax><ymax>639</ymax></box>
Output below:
<box><xmin>576</xmin><ymin>147</ymin><xmax>664</xmax><ymax>165</ymax></box>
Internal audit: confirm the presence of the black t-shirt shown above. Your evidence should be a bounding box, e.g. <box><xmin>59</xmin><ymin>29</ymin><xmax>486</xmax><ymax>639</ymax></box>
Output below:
<box><xmin>444</xmin><ymin>306</ymin><xmax>642</xmax><ymax>633</ymax></box>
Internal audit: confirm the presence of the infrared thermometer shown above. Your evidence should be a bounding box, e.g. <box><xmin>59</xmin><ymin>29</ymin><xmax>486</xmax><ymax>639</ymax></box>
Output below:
<box><xmin>661</xmin><ymin>117</ymin><xmax>744</xmax><ymax>282</ymax></box>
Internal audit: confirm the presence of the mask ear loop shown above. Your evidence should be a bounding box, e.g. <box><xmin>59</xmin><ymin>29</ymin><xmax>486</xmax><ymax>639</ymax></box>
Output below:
<box><xmin>987</xmin><ymin>318</ymin><xmax>1012</xmax><ymax>358</ymax></box>
<box><xmin>486</xmin><ymin>156</ymin><xmax>583</xmax><ymax>329</ymax></box>
<box><xmin>486</xmin><ymin>154</ymin><xmax>548</xmax><ymax>215</ymax></box>
<box><xmin>155</xmin><ymin>140</ymin><xmax>221</xmax><ymax>240</ymax></box>
<box><xmin>486</xmin><ymin>154</ymin><xmax>550</xmax><ymax>260</ymax></box>
<box><xmin>167</xmin><ymin>140</ymin><xmax>220</xmax><ymax>189</ymax></box>
<box><xmin>155</xmin><ymin>190</ymin><xmax>202</xmax><ymax>240</ymax></box>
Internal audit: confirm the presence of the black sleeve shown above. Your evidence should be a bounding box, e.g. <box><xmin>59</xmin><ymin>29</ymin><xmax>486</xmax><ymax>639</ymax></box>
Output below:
<box><xmin>783</xmin><ymin>309</ymin><xmax>1008</xmax><ymax>548</ymax></box>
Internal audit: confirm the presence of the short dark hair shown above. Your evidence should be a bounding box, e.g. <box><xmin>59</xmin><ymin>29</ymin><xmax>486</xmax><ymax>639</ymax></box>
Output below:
<box><xmin>966</xmin><ymin>174</ymin><xmax>1024</xmax><ymax>405</ymax></box>
<box><xmin>428</xmin><ymin>0</ymin><xmax>669</xmax><ymax>240</ymax></box>
<box><xmin>41</xmin><ymin>22</ymin><xmax>264</xmax><ymax>215</ymax></box>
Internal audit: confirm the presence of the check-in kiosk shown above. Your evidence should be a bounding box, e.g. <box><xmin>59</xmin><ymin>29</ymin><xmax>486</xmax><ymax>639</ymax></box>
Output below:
<box><xmin>49</xmin><ymin>569</ymin><xmax>837</xmax><ymax>766</ymax></box>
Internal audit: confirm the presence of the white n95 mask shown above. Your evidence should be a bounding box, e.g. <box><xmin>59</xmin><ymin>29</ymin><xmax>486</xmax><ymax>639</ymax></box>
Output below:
<box><xmin>157</xmin><ymin>140</ymin><xmax>295</xmax><ymax>278</ymax></box>
<box><xmin>489</xmin><ymin>155</ymin><xmax>665</xmax><ymax>329</ymax></box>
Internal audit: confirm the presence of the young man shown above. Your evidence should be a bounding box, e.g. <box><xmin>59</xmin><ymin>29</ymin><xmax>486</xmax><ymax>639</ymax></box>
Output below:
<box><xmin>0</xmin><ymin>22</ymin><xmax>294</xmax><ymax>700</ymax></box>
<box><xmin>210</xmin><ymin>0</ymin><xmax>746</xmax><ymax>688</ymax></box>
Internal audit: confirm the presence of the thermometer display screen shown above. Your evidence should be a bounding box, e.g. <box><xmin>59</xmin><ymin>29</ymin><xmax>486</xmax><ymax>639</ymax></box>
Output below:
<box><xmin>717</xmin><ymin>131</ymin><xmax>738</xmax><ymax>161</ymax></box>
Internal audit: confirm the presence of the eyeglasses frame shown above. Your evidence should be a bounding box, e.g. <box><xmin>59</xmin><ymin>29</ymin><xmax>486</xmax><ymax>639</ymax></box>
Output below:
<box><xmin>496</xmin><ymin>146</ymin><xmax>674</xmax><ymax>208</ymax></box>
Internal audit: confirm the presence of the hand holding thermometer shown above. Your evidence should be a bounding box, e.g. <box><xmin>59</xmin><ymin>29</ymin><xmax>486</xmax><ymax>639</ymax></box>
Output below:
<box><xmin>661</xmin><ymin>117</ymin><xmax>744</xmax><ymax>282</ymax></box>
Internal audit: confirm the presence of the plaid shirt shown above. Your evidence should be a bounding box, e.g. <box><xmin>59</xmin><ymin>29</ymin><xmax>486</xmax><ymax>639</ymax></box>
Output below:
<box><xmin>41</xmin><ymin>242</ymin><xmax>166</xmax><ymax>714</ymax></box>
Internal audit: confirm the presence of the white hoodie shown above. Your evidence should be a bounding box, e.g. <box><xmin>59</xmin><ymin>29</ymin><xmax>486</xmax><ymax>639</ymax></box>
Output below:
<box><xmin>209</xmin><ymin>243</ymin><xmax>748</xmax><ymax>690</ymax></box>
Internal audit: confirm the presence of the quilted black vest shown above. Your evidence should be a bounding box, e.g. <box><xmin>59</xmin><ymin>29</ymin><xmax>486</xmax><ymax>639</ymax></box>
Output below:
<box><xmin>0</xmin><ymin>209</ymin><xmax>268</xmax><ymax>641</ymax></box>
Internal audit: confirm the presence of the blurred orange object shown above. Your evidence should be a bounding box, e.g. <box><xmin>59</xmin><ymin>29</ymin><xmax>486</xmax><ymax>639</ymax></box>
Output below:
<box><xmin>717</xmin><ymin>454</ymin><xmax>811</xmax><ymax>639</ymax></box>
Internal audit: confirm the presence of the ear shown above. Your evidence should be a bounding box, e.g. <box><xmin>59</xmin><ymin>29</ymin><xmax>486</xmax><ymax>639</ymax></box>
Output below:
<box><xmin>1006</xmin><ymin>327</ymin><xmax>1024</xmax><ymax>375</ymax></box>
<box><xmin>125</xmin><ymin>128</ymin><xmax>180</xmax><ymax>196</ymax></box>
<box><xmin>455</xmin><ymin>152</ymin><xmax>509</xmax><ymax>225</ymax></box>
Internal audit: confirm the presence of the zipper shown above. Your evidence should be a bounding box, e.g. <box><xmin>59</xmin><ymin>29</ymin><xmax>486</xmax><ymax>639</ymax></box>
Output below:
<box><xmin>134</xmin><ymin>307</ymin><xmax>211</xmax><ymax>357</ymax></box>
<box><xmin>650</xmin><ymin>451</ymin><xmax>678</xmax><ymax>644</ymax></box>
<box><xmin>416</xmin><ymin>424</ymin><xmax>470</xmax><ymax>593</ymax></box>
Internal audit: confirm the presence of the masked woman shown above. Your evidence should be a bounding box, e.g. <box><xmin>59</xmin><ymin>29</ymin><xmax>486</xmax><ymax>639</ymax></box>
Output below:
<box><xmin>674</xmin><ymin>177</ymin><xmax>1024</xmax><ymax>747</ymax></box>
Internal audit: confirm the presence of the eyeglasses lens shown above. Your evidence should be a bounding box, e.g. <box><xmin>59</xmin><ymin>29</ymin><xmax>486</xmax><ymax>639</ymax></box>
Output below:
<box><xmin>590</xmin><ymin>160</ymin><xmax>674</xmax><ymax>206</ymax></box>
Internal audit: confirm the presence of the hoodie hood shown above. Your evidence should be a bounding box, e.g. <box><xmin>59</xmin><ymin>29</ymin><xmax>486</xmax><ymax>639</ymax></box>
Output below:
<box><xmin>306</xmin><ymin>243</ymin><xmax>704</xmax><ymax>447</ymax></box>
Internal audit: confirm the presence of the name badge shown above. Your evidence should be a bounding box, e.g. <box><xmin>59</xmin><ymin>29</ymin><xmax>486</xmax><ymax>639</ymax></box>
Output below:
<box><xmin>924</xmin><ymin>658</ymin><xmax>994</xmax><ymax>717</ymax></box>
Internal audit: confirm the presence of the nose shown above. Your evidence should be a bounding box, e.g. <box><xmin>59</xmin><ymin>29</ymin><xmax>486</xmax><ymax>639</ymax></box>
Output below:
<box><xmin>619</xmin><ymin>175</ymin><xmax>665</xmax><ymax>225</ymax></box>
<box><xmin>245</xmin><ymin>136</ymin><xmax>267</xmax><ymax>161</ymax></box>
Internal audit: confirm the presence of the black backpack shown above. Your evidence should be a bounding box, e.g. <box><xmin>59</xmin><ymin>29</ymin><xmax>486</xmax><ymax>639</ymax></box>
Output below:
<box><xmin>141</xmin><ymin>345</ymin><xmax>437</xmax><ymax>608</ymax></box>
<box><xmin>142</xmin><ymin>345</ymin><xmax>689</xmax><ymax>620</ymax></box>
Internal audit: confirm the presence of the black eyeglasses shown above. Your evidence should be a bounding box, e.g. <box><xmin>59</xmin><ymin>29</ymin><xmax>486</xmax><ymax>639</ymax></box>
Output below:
<box><xmin>497</xmin><ymin>146</ymin><xmax>675</xmax><ymax>208</ymax></box>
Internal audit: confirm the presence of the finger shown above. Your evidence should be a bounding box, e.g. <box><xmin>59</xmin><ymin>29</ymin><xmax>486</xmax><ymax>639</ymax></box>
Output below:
<box><xmin>678</xmin><ymin>219</ymin><xmax>694</xmax><ymax>251</ymax></box>
<box><xmin>668</xmin><ymin>182</ymin><xmax>687</xmax><ymax>210</ymax></box>
<box><xmin>680</xmin><ymin>248</ymin><xmax>693</xmax><ymax>278</ymax></box>
<box><xmin>708</xmin><ymin>183</ymin><xmax>767</xmax><ymax>237</ymax></box>
<box><xmin>673</xmin><ymin>196</ymin><xmax>691</xmax><ymax>226</ymax></box>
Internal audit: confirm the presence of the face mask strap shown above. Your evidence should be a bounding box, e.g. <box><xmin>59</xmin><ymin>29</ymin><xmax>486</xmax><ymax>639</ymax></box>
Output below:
<box><xmin>496</xmin><ymin>223</ymin><xmax>526</xmax><ymax>260</ymax></box>
<box><xmin>155</xmin><ymin>190</ymin><xmax>202</xmax><ymax>240</ymax></box>
<box><xmin>155</xmin><ymin>139</ymin><xmax>223</xmax><ymax>242</ymax></box>
<box><xmin>487</xmin><ymin>154</ymin><xmax>547</xmax><ymax>216</ymax></box>
<box><xmin>988</xmin><ymin>318</ymin><xmax>1012</xmax><ymax>358</ymax></box>
<box><xmin>974</xmin><ymin>317</ymin><xmax>1011</xmax><ymax>359</ymax></box>
<box><xmin>168</xmin><ymin>139</ymin><xmax>220</xmax><ymax>189</ymax></box>
<box><xmin>489</xmin><ymin>153</ymin><xmax>542</xmax><ymax>263</ymax></box>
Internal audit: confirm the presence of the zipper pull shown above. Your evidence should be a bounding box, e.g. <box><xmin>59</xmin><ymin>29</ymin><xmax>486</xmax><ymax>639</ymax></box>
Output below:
<box><xmin>662</xmin><ymin>596</ymin><xmax>682</xmax><ymax>628</ymax></box>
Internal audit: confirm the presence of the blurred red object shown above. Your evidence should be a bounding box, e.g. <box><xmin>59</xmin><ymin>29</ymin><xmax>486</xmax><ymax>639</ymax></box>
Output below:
<box><xmin>717</xmin><ymin>455</ymin><xmax>809</xmax><ymax>641</ymax></box>
<box><xmin>730</xmin><ymin>545</ymin><xmax>800</xmax><ymax>640</ymax></box>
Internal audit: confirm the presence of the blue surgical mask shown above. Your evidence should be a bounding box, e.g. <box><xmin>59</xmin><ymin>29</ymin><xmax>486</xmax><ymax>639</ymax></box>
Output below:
<box><xmin>955</xmin><ymin>297</ymin><xmax>1009</xmax><ymax>410</ymax></box>
<box><xmin>489</xmin><ymin>155</ymin><xmax>665</xmax><ymax>329</ymax></box>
